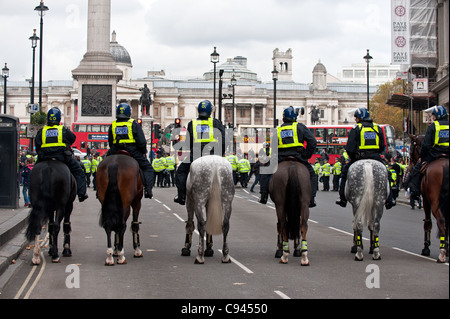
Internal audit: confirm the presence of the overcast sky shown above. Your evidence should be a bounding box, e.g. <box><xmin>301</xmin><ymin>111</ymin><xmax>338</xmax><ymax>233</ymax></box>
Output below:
<box><xmin>0</xmin><ymin>0</ymin><xmax>392</xmax><ymax>84</ymax></box>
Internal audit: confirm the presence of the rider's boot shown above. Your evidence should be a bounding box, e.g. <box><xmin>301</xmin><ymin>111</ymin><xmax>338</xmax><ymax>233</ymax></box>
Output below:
<box><xmin>385</xmin><ymin>187</ymin><xmax>396</xmax><ymax>210</ymax></box>
<box><xmin>259</xmin><ymin>192</ymin><xmax>268</xmax><ymax>204</ymax></box>
<box><xmin>174</xmin><ymin>188</ymin><xmax>186</xmax><ymax>205</ymax></box>
<box><xmin>335</xmin><ymin>177</ymin><xmax>347</xmax><ymax>207</ymax></box>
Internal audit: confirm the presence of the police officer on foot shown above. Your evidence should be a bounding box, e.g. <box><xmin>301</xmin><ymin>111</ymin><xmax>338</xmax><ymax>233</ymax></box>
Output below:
<box><xmin>335</xmin><ymin>107</ymin><xmax>396</xmax><ymax>209</ymax></box>
<box><xmin>35</xmin><ymin>107</ymin><xmax>88</xmax><ymax>202</ymax></box>
<box><xmin>410</xmin><ymin>105</ymin><xmax>449</xmax><ymax>201</ymax></box>
<box><xmin>106</xmin><ymin>103</ymin><xmax>154</xmax><ymax>199</ymax></box>
<box><xmin>174</xmin><ymin>100</ymin><xmax>225</xmax><ymax>205</ymax></box>
<box><xmin>259</xmin><ymin>106</ymin><xmax>318</xmax><ymax>207</ymax></box>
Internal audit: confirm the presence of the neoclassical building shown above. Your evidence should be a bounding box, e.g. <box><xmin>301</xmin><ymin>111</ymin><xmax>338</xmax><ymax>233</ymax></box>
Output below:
<box><xmin>1</xmin><ymin>41</ymin><xmax>379</xmax><ymax>147</ymax></box>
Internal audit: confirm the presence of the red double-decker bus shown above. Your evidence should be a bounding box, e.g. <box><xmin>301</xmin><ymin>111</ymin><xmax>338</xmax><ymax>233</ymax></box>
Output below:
<box><xmin>307</xmin><ymin>124</ymin><xmax>396</xmax><ymax>164</ymax></box>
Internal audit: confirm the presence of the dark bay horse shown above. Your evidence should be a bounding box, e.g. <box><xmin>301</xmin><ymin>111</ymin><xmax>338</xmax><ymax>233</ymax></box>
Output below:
<box><xmin>269</xmin><ymin>159</ymin><xmax>310</xmax><ymax>266</ymax></box>
<box><xmin>181</xmin><ymin>155</ymin><xmax>234</xmax><ymax>264</ymax></box>
<box><xmin>409</xmin><ymin>134</ymin><xmax>449</xmax><ymax>263</ymax></box>
<box><xmin>96</xmin><ymin>154</ymin><xmax>144</xmax><ymax>265</ymax></box>
<box><xmin>26</xmin><ymin>160</ymin><xmax>76</xmax><ymax>265</ymax></box>
<box><xmin>346</xmin><ymin>160</ymin><xmax>388</xmax><ymax>261</ymax></box>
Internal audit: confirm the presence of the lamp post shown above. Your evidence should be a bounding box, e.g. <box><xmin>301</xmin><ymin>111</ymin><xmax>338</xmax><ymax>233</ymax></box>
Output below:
<box><xmin>272</xmin><ymin>66</ymin><xmax>279</xmax><ymax>128</ymax></box>
<box><xmin>210</xmin><ymin>47</ymin><xmax>219</xmax><ymax>112</ymax></box>
<box><xmin>35</xmin><ymin>0</ymin><xmax>49</xmax><ymax>113</ymax></box>
<box><xmin>2</xmin><ymin>63</ymin><xmax>9</xmax><ymax>114</ymax></box>
<box><xmin>29</xmin><ymin>29</ymin><xmax>39</xmax><ymax>106</ymax></box>
<box><xmin>363</xmin><ymin>49</ymin><xmax>372</xmax><ymax>111</ymax></box>
<box><xmin>231</xmin><ymin>74</ymin><xmax>236</xmax><ymax>128</ymax></box>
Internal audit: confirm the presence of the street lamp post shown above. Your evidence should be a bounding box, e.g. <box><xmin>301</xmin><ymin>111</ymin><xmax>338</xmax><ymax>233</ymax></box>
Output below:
<box><xmin>2</xmin><ymin>63</ymin><xmax>9</xmax><ymax>114</ymax></box>
<box><xmin>231</xmin><ymin>74</ymin><xmax>236</xmax><ymax>128</ymax></box>
<box><xmin>35</xmin><ymin>0</ymin><xmax>49</xmax><ymax>113</ymax></box>
<box><xmin>29</xmin><ymin>29</ymin><xmax>39</xmax><ymax>106</ymax></box>
<box><xmin>272</xmin><ymin>66</ymin><xmax>279</xmax><ymax>128</ymax></box>
<box><xmin>363</xmin><ymin>49</ymin><xmax>373</xmax><ymax>111</ymax></box>
<box><xmin>210</xmin><ymin>47</ymin><xmax>219</xmax><ymax>112</ymax></box>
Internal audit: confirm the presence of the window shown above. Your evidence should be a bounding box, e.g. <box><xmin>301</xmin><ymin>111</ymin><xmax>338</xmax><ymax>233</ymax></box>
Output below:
<box><xmin>335</xmin><ymin>128</ymin><xmax>347</xmax><ymax>137</ymax></box>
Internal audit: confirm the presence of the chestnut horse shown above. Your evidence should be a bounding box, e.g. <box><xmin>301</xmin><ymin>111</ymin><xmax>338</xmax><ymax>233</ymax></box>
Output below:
<box><xmin>269</xmin><ymin>159</ymin><xmax>311</xmax><ymax>266</ymax></box>
<box><xmin>96</xmin><ymin>154</ymin><xmax>144</xmax><ymax>265</ymax></box>
<box><xmin>409</xmin><ymin>134</ymin><xmax>449</xmax><ymax>263</ymax></box>
<box><xmin>26</xmin><ymin>160</ymin><xmax>77</xmax><ymax>265</ymax></box>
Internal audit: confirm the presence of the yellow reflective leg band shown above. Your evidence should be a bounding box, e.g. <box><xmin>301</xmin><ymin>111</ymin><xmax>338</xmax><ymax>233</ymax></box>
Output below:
<box><xmin>301</xmin><ymin>240</ymin><xmax>308</xmax><ymax>251</ymax></box>
<box><xmin>283</xmin><ymin>241</ymin><xmax>289</xmax><ymax>252</ymax></box>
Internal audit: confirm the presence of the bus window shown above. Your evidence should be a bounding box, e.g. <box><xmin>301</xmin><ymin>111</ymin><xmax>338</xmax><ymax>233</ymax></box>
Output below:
<box><xmin>335</xmin><ymin>128</ymin><xmax>347</xmax><ymax>137</ymax></box>
<box><xmin>315</xmin><ymin>128</ymin><xmax>324</xmax><ymax>138</ymax></box>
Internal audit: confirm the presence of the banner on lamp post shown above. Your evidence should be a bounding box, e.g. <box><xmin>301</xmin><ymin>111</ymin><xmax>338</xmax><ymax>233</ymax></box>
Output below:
<box><xmin>391</xmin><ymin>0</ymin><xmax>410</xmax><ymax>65</ymax></box>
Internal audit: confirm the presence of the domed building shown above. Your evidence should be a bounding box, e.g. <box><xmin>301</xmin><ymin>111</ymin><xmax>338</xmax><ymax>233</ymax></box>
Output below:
<box><xmin>110</xmin><ymin>31</ymin><xmax>132</xmax><ymax>82</ymax></box>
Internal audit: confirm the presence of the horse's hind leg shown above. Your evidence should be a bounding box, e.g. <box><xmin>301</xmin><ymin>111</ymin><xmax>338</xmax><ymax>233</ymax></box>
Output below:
<box><xmin>422</xmin><ymin>200</ymin><xmax>432</xmax><ymax>257</ymax></box>
<box><xmin>205</xmin><ymin>234</ymin><xmax>214</xmax><ymax>257</ymax></box>
<box><xmin>132</xmin><ymin>203</ymin><xmax>143</xmax><ymax>258</ymax></box>
<box><xmin>221</xmin><ymin>213</ymin><xmax>231</xmax><ymax>263</ymax></box>
<box><xmin>116</xmin><ymin>227</ymin><xmax>127</xmax><ymax>264</ymax></box>
<box><xmin>31</xmin><ymin>234</ymin><xmax>41</xmax><ymax>266</ymax></box>
<box><xmin>50</xmin><ymin>211</ymin><xmax>63</xmax><ymax>263</ymax></box>
<box><xmin>299</xmin><ymin>212</ymin><xmax>309</xmax><ymax>266</ymax></box>
<box><xmin>104</xmin><ymin>228</ymin><xmax>115</xmax><ymax>266</ymax></box>
<box><xmin>353</xmin><ymin>218</ymin><xmax>364</xmax><ymax>261</ymax></box>
<box><xmin>62</xmin><ymin>202</ymin><xmax>73</xmax><ymax>257</ymax></box>
<box><xmin>181</xmin><ymin>207</ymin><xmax>195</xmax><ymax>256</ymax></box>
<box><xmin>195</xmin><ymin>210</ymin><xmax>206</xmax><ymax>264</ymax></box>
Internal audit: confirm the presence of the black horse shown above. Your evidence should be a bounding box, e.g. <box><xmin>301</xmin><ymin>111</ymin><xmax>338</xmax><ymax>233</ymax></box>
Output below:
<box><xmin>26</xmin><ymin>160</ymin><xmax>77</xmax><ymax>265</ymax></box>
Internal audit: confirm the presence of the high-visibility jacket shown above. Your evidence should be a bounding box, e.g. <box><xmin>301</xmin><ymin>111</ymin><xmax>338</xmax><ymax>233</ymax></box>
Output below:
<box><xmin>321</xmin><ymin>163</ymin><xmax>331</xmax><ymax>176</ymax></box>
<box><xmin>165</xmin><ymin>156</ymin><xmax>175</xmax><ymax>171</ymax></box>
<box><xmin>91</xmin><ymin>158</ymin><xmax>99</xmax><ymax>173</ymax></box>
<box><xmin>237</xmin><ymin>158</ymin><xmax>251</xmax><ymax>173</ymax></box>
<box><xmin>434</xmin><ymin>121</ymin><xmax>449</xmax><ymax>147</ymax></box>
<box><xmin>357</xmin><ymin>123</ymin><xmax>380</xmax><ymax>150</ymax></box>
<box><xmin>277</xmin><ymin>123</ymin><xmax>304</xmax><ymax>149</ymax></box>
<box><xmin>332</xmin><ymin>162</ymin><xmax>341</xmax><ymax>175</ymax></box>
<box><xmin>112</xmin><ymin>119</ymin><xmax>136</xmax><ymax>144</ymax></box>
<box><xmin>152</xmin><ymin>158</ymin><xmax>166</xmax><ymax>172</ymax></box>
<box><xmin>41</xmin><ymin>125</ymin><xmax>66</xmax><ymax>148</ymax></box>
<box><xmin>81</xmin><ymin>159</ymin><xmax>91</xmax><ymax>173</ymax></box>
<box><xmin>226</xmin><ymin>155</ymin><xmax>238</xmax><ymax>171</ymax></box>
<box><xmin>192</xmin><ymin>118</ymin><xmax>217</xmax><ymax>143</ymax></box>
<box><xmin>313</xmin><ymin>162</ymin><xmax>321</xmax><ymax>174</ymax></box>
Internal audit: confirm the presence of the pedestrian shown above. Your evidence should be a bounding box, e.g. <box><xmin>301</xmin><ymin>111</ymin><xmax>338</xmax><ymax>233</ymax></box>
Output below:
<box><xmin>332</xmin><ymin>156</ymin><xmax>342</xmax><ymax>191</ymax></box>
<box><xmin>321</xmin><ymin>158</ymin><xmax>331</xmax><ymax>191</ymax></box>
<box><xmin>165</xmin><ymin>153</ymin><xmax>176</xmax><ymax>187</ymax></box>
<box><xmin>81</xmin><ymin>156</ymin><xmax>92</xmax><ymax>188</ymax></box>
<box><xmin>250</xmin><ymin>157</ymin><xmax>261</xmax><ymax>192</ymax></box>
<box><xmin>152</xmin><ymin>154</ymin><xmax>166</xmax><ymax>187</ymax></box>
<box><xmin>237</xmin><ymin>155</ymin><xmax>251</xmax><ymax>188</ymax></box>
<box><xmin>21</xmin><ymin>157</ymin><xmax>34</xmax><ymax>207</ymax></box>
<box><xmin>91</xmin><ymin>154</ymin><xmax>99</xmax><ymax>190</ymax></box>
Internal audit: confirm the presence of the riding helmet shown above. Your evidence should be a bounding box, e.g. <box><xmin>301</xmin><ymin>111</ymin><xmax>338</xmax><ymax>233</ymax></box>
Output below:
<box><xmin>431</xmin><ymin>105</ymin><xmax>448</xmax><ymax>120</ymax></box>
<box><xmin>283</xmin><ymin>106</ymin><xmax>299</xmax><ymax>122</ymax></box>
<box><xmin>354</xmin><ymin>107</ymin><xmax>370</xmax><ymax>120</ymax></box>
<box><xmin>198</xmin><ymin>100</ymin><xmax>213</xmax><ymax>117</ymax></box>
<box><xmin>47</xmin><ymin>107</ymin><xmax>61</xmax><ymax>125</ymax></box>
<box><xmin>116</xmin><ymin>103</ymin><xmax>132</xmax><ymax>119</ymax></box>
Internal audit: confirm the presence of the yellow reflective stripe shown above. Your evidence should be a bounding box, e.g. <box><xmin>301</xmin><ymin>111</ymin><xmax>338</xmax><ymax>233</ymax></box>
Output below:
<box><xmin>358</xmin><ymin>123</ymin><xmax>380</xmax><ymax>150</ymax></box>
<box><xmin>112</xmin><ymin>119</ymin><xmax>136</xmax><ymax>144</ymax></box>
<box><xmin>41</xmin><ymin>125</ymin><xmax>66</xmax><ymax>148</ymax></box>
<box><xmin>192</xmin><ymin>118</ymin><xmax>217</xmax><ymax>143</ymax></box>
<box><xmin>434</xmin><ymin>121</ymin><xmax>449</xmax><ymax>147</ymax></box>
<box><xmin>277</xmin><ymin>123</ymin><xmax>304</xmax><ymax>148</ymax></box>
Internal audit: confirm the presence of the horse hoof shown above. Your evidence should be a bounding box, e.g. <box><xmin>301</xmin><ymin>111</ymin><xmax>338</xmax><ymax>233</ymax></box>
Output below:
<box><xmin>31</xmin><ymin>259</ymin><xmax>40</xmax><ymax>266</ymax></box>
<box><xmin>117</xmin><ymin>258</ymin><xmax>127</xmax><ymax>265</ymax></box>
<box><xmin>104</xmin><ymin>261</ymin><xmax>115</xmax><ymax>266</ymax></box>
<box><xmin>63</xmin><ymin>249</ymin><xmax>72</xmax><ymax>257</ymax></box>
<box><xmin>52</xmin><ymin>258</ymin><xmax>61</xmax><ymax>263</ymax></box>
<box><xmin>437</xmin><ymin>250</ymin><xmax>447</xmax><ymax>263</ymax></box>
<box><xmin>301</xmin><ymin>261</ymin><xmax>310</xmax><ymax>266</ymax></box>
<box><xmin>275</xmin><ymin>250</ymin><xmax>283</xmax><ymax>258</ymax></box>
<box><xmin>181</xmin><ymin>248</ymin><xmax>191</xmax><ymax>256</ymax></box>
<box><xmin>421</xmin><ymin>248</ymin><xmax>430</xmax><ymax>257</ymax></box>
<box><xmin>133</xmin><ymin>253</ymin><xmax>143</xmax><ymax>258</ymax></box>
<box><xmin>222</xmin><ymin>257</ymin><xmax>231</xmax><ymax>263</ymax></box>
<box><xmin>279</xmin><ymin>259</ymin><xmax>288</xmax><ymax>264</ymax></box>
<box><xmin>350</xmin><ymin>245</ymin><xmax>358</xmax><ymax>254</ymax></box>
<box><xmin>204</xmin><ymin>249</ymin><xmax>214</xmax><ymax>257</ymax></box>
<box><xmin>194</xmin><ymin>258</ymin><xmax>204</xmax><ymax>264</ymax></box>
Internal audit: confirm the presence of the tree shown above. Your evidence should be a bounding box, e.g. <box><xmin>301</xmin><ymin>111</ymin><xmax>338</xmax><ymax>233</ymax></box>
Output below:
<box><xmin>370</xmin><ymin>79</ymin><xmax>404</xmax><ymax>139</ymax></box>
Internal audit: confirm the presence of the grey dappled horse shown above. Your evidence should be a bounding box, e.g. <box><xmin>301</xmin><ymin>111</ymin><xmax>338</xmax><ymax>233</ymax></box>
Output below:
<box><xmin>181</xmin><ymin>155</ymin><xmax>235</xmax><ymax>264</ymax></box>
<box><xmin>346</xmin><ymin>159</ymin><xmax>389</xmax><ymax>261</ymax></box>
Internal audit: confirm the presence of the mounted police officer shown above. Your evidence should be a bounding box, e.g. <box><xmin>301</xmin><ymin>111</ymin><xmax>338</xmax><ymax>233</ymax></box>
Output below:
<box><xmin>410</xmin><ymin>105</ymin><xmax>449</xmax><ymax>201</ymax></box>
<box><xmin>259</xmin><ymin>106</ymin><xmax>318</xmax><ymax>207</ymax></box>
<box><xmin>106</xmin><ymin>103</ymin><xmax>154</xmax><ymax>199</ymax></box>
<box><xmin>34</xmin><ymin>107</ymin><xmax>88</xmax><ymax>202</ymax></box>
<box><xmin>335</xmin><ymin>107</ymin><xmax>396</xmax><ymax>209</ymax></box>
<box><xmin>174</xmin><ymin>100</ymin><xmax>225</xmax><ymax>205</ymax></box>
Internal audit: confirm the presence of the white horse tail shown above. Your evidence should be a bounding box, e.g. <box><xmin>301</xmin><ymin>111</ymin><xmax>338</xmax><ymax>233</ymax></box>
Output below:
<box><xmin>354</xmin><ymin>162</ymin><xmax>374</xmax><ymax>227</ymax></box>
<box><xmin>206</xmin><ymin>165</ymin><xmax>223</xmax><ymax>235</ymax></box>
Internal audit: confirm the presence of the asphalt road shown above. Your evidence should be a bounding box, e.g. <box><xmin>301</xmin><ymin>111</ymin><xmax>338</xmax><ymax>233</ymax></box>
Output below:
<box><xmin>0</xmin><ymin>181</ymin><xmax>448</xmax><ymax>301</ymax></box>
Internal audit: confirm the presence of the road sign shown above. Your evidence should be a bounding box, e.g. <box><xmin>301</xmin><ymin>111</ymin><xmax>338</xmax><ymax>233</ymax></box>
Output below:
<box><xmin>28</xmin><ymin>103</ymin><xmax>39</xmax><ymax>114</ymax></box>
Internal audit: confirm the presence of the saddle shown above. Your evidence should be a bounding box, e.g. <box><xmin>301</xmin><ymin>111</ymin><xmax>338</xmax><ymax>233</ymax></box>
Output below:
<box><xmin>420</xmin><ymin>154</ymin><xmax>449</xmax><ymax>174</ymax></box>
<box><xmin>284</xmin><ymin>156</ymin><xmax>300</xmax><ymax>162</ymax></box>
<box><xmin>116</xmin><ymin>150</ymin><xmax>131</xmax><ymax>157</ymax></box>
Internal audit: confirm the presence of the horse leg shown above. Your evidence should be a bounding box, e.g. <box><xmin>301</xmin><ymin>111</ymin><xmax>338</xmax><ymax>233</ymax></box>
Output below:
<box><xmin>105</xmin><ymin>228</ymin><xmax>114</xmax><ymax>266</ymax></box>
<box><xmin>116</xmin><ymin>225</ymin><xmax>127</xmax><ymax>264</ymax></box>
<box><xmin>221</xmin><ymin>216</ymin><xmax>231</xmax><ymax>263</ymax></box>
<box><xmin>432</xmin><ymin>204</ymin><xmax>448</xmax><ymax>263</ymax></box>
<box><xmin>275</xmin><ymin>206</ymin><xmax>285</xmax><ymax>258</ymax></box>
<box><xmin>300</xmin><ymin>213</ymin><xmax>309</xmax><ymax>266</ymax></box>
<box><xmin>182</xmin><ymin>220</ymin><xmax>194</xmax><ymax>256</ymax></box>
<box><xmin>205</xmin><ymin>234</ymin><xmax>214</xmax><ymax>257</ymax></box>
<box><xmin>195</xmin><ymin>210</ymin><xmax>206</xmax><ymax>264</ymax></box>
<box><xmin>421</xmin><ymin>199</ymin><xmax>432</xmax><ymax>257</ymax></box>
<box><xmin>369</xmin><ymin>216</ymin><xmax>381</xmax><ymax>260</ymax></box>
<box><xmin>275</xmin><ymin>232</ymin><xmax>283</xmax><ymax>258</ymax></box>
<box><xmin>62</xmin><ymin>222</ymin><xmax>72</xmax><ymax>257</ymax></box>
<box><xmin>353</xmin><ymin>216</ymin><xmax>364</xmax><ymax>261</ymax></box>
<box><xmin>50</xmin><ymin>211</ymin><xmax>63</xmax><ymax>263</ymax></box>
<box><xmin>132</xmin><ymin>221</ymin><xmax>143</xmax><ymax>258</ymax></box>
<box><xmin>293</xmin><ymin>237</ymin><xmax>301</xmax><ymax>257</ymax></box>
<box><xmin>31</xmin><ymin>234</ymin><xmax>41</xmax><ymax>265</ymax></box>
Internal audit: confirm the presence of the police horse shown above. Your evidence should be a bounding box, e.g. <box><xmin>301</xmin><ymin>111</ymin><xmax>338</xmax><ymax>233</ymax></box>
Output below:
<box><xmin>96</xmin><ymin>154</ymin><xmax>144</xmax><ymax>265</ymax></box>
<box><xmin>346</xmin><ymin>160</ymin><xmax>389</xmax><ymax>261</ymax></box>
<box><xmin>409</xmin><ymin>134</ymin><xmax>449</xmax><ymax>263</ymax></box>
<box><xmin>269</xmin><ymin>159</ymin><xmax>311</xmax><ymax>266</ymax></box>
<box><xmin>181</xmin><ymin>155</ymin><xmax>235</xmax><ymax>264</ymax></box>
<box><xmin>26</xmin><ymin>161</ymin><xmax>77</xmax><ymax>265</ymax></box>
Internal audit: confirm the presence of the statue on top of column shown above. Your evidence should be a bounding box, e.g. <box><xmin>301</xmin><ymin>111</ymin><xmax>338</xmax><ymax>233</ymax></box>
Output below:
<box><xmin>310</xmin><ymin>106</ymin><xmax>320</xmax><ymax>124</ymax></box>
<box><xmin>139</xmin><ymin>84</ymin><xmax>152</xmax><ymax>116</ymax></box>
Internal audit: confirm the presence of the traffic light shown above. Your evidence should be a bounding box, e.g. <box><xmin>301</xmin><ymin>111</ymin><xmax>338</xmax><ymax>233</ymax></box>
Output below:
<box><xmin>154</xmin><ymin>124</ymin><xmax>161</xmax><ymax>139</ymax></box>
<box><xmin>175</xmin><ymin>118</ymin><xmax>181</xmax><ymax>128</ymax></box>
<box><xmin>137</xmin><ymin>118</ymin><xmax>142</xmax><ymax>126</ymax></box>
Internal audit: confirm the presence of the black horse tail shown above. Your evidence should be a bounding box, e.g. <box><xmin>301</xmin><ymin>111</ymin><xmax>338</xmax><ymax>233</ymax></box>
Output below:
<box><xmin>99</xmin><ymin>163</ymin><xmax>124</xmax><ymax>232</ymax></box>
<box><xmin>440</xmin><ymin>164</ymin><xmax>449</xmax><ymax>233</ymax></box>
<box><xmin>285</xmin><ymin>164</ymin><xmax>301</xmax><ymax>240</ymax></box>
<box><xmin>26</xmin><ymin>162</ymin><xmax>51</xmax><ymax>242</ymax></box>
